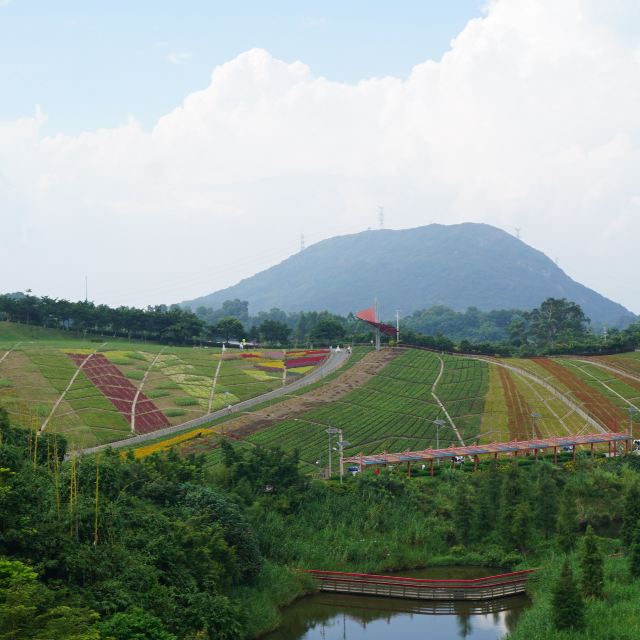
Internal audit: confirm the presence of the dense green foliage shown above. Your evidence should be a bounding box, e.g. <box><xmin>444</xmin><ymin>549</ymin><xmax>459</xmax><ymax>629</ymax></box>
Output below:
<box><xmin>0</xmin><ymin>294</ymin><xmax>204</xmax><ymax>345</ymax></box>
<box><xmin>402</xmin><ymin>298</ymin><xmax>640</xmax><ymax>357</ymax></box>
<box><xmin>0</xmin><ymin>407</ymin><xmax>264</xmax><ymax>638</ymax></box>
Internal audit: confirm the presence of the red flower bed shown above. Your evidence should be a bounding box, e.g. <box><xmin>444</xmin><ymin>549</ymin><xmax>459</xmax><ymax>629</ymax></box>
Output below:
<box><xmin>69</xmin><ymin>353</ymin><xmax>170</xmax><ymax>435</ymax></box>
<box><xmin>285</xmin><ymin>354</ymin><xmax>328</xmax><ymax>368</ymax></box>
<box><xmin>240</xmin><ymin>353</ymin><xmax>260</xmax><ymax>359</ymax></box>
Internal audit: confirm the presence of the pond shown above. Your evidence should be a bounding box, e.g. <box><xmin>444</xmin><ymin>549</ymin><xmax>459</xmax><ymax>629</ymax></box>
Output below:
<box><xmin>263</xmin><ymin>567</ymin><xmax>530</xmax><ymax>640</ymax></box>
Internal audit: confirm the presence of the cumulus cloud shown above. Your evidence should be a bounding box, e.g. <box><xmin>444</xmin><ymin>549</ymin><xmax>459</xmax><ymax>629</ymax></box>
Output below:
<box><xmin>1</xmin><ymin>0</ymin><xmax>640</xmax><ymax>312</ymax></box>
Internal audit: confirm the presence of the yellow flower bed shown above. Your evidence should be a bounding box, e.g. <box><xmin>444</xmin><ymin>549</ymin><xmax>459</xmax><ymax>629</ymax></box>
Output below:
<box><xmin>131</xmin><ymin>424</ymin><xmax>223</xmax><ymax>458</ymax></box>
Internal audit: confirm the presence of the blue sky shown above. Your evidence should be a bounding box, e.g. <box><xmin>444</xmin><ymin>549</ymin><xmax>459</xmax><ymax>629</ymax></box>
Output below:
<box><xmin>0</xmin><ymin>0</ymin><xmax>484</xmax><ymax>134</ymax></box>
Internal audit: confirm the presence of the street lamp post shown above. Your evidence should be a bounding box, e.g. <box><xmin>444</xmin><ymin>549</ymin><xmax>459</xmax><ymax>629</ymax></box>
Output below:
<box><xmin>531</xmin><ymin>412</ymin><xmax>541</xmax><ymax>440</ymax></box>
<box><xmin>325</xmin><ymin>427</ymin><xmax>339</xmax><ymax>478</ymax></box>
<box><xmin>628</xmin><ymin>406</ymin><xmax>639</xmax><ymax>439</ymax></box>
<box><xmin>337</xmin><ymin>430</ymin><xmax>351</xmax><ymax>483</ymax></box>
<box><xmin>434</xmin><ymin>419</ymin><xmax>446</xmax><ymax>465</ymax></box>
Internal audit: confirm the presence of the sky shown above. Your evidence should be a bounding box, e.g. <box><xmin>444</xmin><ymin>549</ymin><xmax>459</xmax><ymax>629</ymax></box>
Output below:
<box><xmin>1</xmin><ymin>0</ymin><xmax>640</xmax><ymax>314</ymax></box>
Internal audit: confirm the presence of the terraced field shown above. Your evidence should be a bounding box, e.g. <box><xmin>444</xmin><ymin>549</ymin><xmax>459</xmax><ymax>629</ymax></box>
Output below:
<box><xmin>244</xmin><ymin>349</ymin><xmax>490</xmax><ymax>467</ymax></box>
<box><xmin>0</xmin><ymin>322</ymin><xmax>328</xmax><ymax>447</ymax></box>
<box><xmin>199</xmin><ymin>348</ymin><xmax>635</xmax><ymax>471</ymax></box>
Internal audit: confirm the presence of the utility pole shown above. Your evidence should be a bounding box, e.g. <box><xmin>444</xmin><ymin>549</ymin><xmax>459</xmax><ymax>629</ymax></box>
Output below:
<box><xmin>395</xmin><ymin>310</ymin><xmax>400</xmax><ymax>344</ymax></box>
<box><xmin>325</xmin><ymin>427</ymin><xmax>338</xmax><ymax>478</ymax></box>
<box><xmin>628</xmin><ymin>406</ymin><xmax>639</xmax><ymax>439</ymax></box>
<box><xmin>85</xmin><ymin>276</ymin><xmax>88</xmax><ymax>303</ymax></box>
<box><xmin>337</xmin><ymin>429</ymin><xmax>350</xmax><ymax>483</ymax></box>
<box><xmin>531</xmin><ymin>412</ymin><xmax>541</xmax><ymax>440</ymax></box>
<box><xmin>434</xmin><ymin>419</ymin><xmax>445</xmax><ymax>465</ymax></box>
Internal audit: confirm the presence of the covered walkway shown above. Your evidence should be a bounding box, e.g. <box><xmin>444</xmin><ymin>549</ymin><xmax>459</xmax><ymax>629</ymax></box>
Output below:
<box><xmin>343</xmin><ymin>432</ymin><xmax>632</xmax><ymax>475</ymax></box>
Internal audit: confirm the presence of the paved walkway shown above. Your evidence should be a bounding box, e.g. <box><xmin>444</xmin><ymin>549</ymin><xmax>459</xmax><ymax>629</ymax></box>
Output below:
<box><xmin>74</xmin><ymin>348</ymin><xmax>350</xmax><ymax>457</ymax></box>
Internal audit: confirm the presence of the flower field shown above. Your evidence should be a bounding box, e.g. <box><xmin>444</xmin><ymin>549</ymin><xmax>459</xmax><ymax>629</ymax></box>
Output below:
<box><xmin>0</xmin><ymin>323</ymin><xmax>327</xmax><ymax>447</ymax></box>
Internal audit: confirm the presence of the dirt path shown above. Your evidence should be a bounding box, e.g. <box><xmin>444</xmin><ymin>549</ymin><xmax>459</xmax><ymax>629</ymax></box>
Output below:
<box><xmin>180</xmin><ymin>348</ymin><xmax>403</xmax><ymax>450</ymax></box>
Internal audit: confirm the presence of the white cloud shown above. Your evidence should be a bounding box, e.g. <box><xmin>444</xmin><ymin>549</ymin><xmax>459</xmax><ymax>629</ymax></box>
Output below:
<box><xmin>1</xmin><ymin>0</ymin><xmax>640</xmax><ymax>313</ymax></box>
<box><xmin>165</xmin><ymin>51</ymin><xmax>192</xmax><ymax>65</ymax></box>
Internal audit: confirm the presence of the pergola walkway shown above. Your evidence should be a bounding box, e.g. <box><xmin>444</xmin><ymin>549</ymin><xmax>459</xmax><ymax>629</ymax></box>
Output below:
<box><xmin>344</xmin><ymin>432</ymin><xmax>632</xmax><ymax>475</ymax></box>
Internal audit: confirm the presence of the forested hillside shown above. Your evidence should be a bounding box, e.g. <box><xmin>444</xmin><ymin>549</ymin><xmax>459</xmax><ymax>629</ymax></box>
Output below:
<box><xmin>183</xmin><ymin>224</ymin><xmax>636</xmax><ymax>328</ymax></box>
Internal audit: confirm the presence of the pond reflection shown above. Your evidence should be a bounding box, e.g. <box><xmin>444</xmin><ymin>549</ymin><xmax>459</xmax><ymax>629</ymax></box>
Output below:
<box><xmin>263</xmin><ymin>592</ymin><xmax>529</xmax><ymax>640</ymax></box>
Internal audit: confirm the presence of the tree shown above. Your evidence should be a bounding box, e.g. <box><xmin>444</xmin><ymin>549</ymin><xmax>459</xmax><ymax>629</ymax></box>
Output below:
<box><xmin>527</xmin><ymin>298</ymin><xmax>589</xmax><ymax>347</ymax></box>
<box><xmin>98</xmin><ymin>608</ymin><xmax>177</xmax><ymax>640</ymax></box>
<box><xmin>580</xmin><ymin>525</ymin><xmax>604</xmax><ymax>598</ymax></box>
<box><xmin>556</xmin><ymin>488</ymin><xmax>579</xmax><ymax>553</ymax></box>
<box><xmin>258</xmin><ymin>320</ymin><xmax>291</xmax><ymax>344</ymax></box>
<box><xmin>310</xmin><ymin>317</ymin><xmax>345</xmax><ymax>343</ymax></box>
<box><xmin>551</xmin><ymin>559</ymin><xmax>585</xmax><ymax>631</ymax></box>
<box><xmin>213</xmin><ymin>317</ymin><xmax>245</xmax><ymax>342</ymax></box>
<box><xmin>621</xmin><ymin>483</ymin><xmax>640</xmax><ymax>549</ymax></box>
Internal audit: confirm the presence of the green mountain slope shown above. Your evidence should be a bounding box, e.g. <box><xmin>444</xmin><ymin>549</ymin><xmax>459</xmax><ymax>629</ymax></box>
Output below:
<box><xmin>183</xmin><ymin>223</ymin><xmax>635</xmax><ymax>327</ymax></box>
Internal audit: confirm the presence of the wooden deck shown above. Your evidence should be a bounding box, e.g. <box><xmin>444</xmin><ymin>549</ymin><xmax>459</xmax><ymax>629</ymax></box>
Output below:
<box><xmin>307</xmin><ymin>569</ymin><xmax>535</xmax><ymax>601</ymax></box>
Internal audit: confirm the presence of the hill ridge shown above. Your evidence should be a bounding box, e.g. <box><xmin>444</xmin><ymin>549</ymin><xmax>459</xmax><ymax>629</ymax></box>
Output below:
<box><xmin>183</xmin><ymin>223</ymin><xmax>635</xmax><ymax>327</ymax></box>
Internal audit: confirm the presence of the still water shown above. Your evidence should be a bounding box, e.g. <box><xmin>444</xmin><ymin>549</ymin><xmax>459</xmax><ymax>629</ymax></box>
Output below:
<box><xmin>263</xmin><ymin>567</ymin><xmax>529</xmax><ymax>640</ymax></box>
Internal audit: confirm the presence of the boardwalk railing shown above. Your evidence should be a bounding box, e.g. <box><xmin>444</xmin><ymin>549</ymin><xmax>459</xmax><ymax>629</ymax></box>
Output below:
<box><xmin>307</xmin><ymin>569</ymin><xmax>535</xmax><ymax>601</ymax></box>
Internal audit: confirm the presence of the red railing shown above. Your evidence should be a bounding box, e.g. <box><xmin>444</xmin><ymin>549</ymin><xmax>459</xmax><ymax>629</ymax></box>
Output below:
<box><xmin>307</xmin><ymin>569</ymin><xmax>536</xmax><ymax>601</ymax></box>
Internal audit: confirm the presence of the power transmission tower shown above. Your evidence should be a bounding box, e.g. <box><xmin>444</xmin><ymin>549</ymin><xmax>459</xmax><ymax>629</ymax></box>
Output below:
<box><xmin>379</xmin><ymin>206</ymin><xmax>384</xmax><ymax>230</ymax></box>
<box><xmin>300</xmin><ymin>233</ymin><xmax>305</xmax><ymax>252</ymax></box>
<box><xmin>515</xmin><ymin>228</ymin><xmax>521</xmax><ymax>240</ymax></box>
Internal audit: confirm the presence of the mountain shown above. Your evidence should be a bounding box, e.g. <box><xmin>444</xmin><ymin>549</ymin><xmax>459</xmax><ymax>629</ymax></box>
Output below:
<box><xmin>182</xmin><ymin>223</ymin><xmax>636</xmax><ymax>327</ymax></box>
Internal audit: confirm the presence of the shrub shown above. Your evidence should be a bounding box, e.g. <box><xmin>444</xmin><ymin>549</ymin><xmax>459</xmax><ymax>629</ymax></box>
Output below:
<box><xmin>165</xmin><ymin>408</ymin><xmax>186</xmax><ymax>417</ymax></box>
<box><xmin>125</xmin><ymin>371</ymin><xmax>144</xmax><ymax>380</ymax></box>
<box><xmin>157</xmin><ymin>380</ymin><xmax>181</xmax><ymax>390</ymax></box>
<box><xmin>147</xmin><ymin>390</ymin><xmax>170</xmax><ymax>399</ymax></box>
<box><xmin>174</xmin><ymin>396</ymin><xmax>198</xmax><ymax>407</ymax></box>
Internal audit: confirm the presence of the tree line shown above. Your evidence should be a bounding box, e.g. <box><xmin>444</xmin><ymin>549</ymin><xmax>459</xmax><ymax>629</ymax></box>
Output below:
<box><xmin>3</xmin><ymin>292</ymin><xmax>639</xmax><ymax>354</ymax></box>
